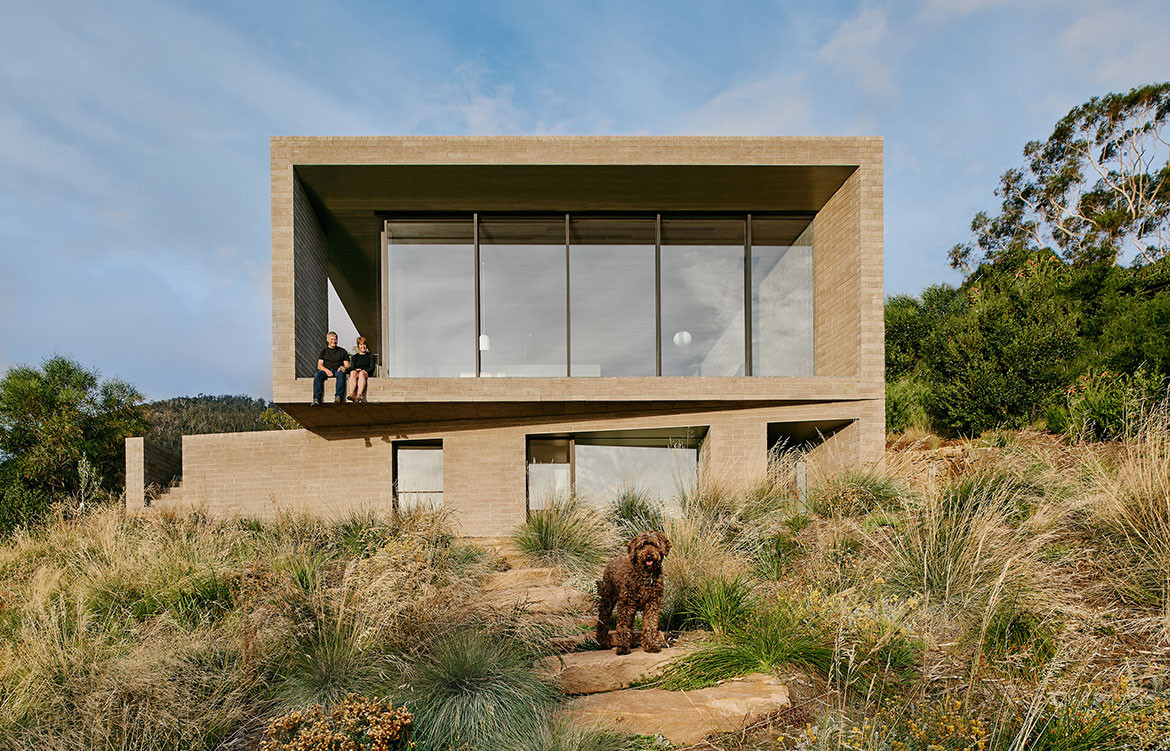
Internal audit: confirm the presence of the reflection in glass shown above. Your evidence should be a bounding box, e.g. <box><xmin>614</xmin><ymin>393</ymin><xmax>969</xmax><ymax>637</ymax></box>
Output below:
<box><xmin>752</xmin><ymin>219</ymin><xmax>814</xmax><ymax>376</ymax></box>
<box><xmin>575</xmin><ymin>444</ymin><xmax>696</xmax><ymax>504</ymax></box>
<box><xmin>479</xmin><ymin>218</ymin><xmax>567</xmax><ymax>377</ymax></box>
<box><xmin>660</xmin><ymin>219</ymin><xmax>745</xmax><ymax>376</ymax></box>
<box><xmin>386</xmin><ymin>219</ymin><xmax>475</xmax><ymax>377</ymax></box>
<box><xmin>527</xmin><ymin>438</ymin><xmax>571</xmax><ymax>511</ymax></box>
<box><xmin>570</xmin><ymin>218</ymin><xmax>656</xmax><ymax>377</ymax></box>
<box><xmin>396</xmin><ymin>445</ymin><xmax>443</xmax><ymax>510</ymax></box>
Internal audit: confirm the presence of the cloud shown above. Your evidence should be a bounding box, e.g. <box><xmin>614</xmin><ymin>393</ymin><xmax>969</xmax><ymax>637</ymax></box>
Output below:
<box><xmin>682</xmin><ymin>73</ymin><xmax>815</xmax><ymax>135</ymax></box>
<box><xmin>818</xmin><ymin>3</ymin><xmax>897</xmax><ymax>96</ymax></box>
<box><xmin>1059</xmin><ymin>4</ymin><xmax>1170</xmax><ymax>88</ymax></box>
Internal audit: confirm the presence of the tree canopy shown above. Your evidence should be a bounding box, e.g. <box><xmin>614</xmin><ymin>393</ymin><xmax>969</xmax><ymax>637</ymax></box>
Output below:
<box><xmin>950</xmin><ymin>83</ymin><xmax>1170</xmax><ymax>271</ymax></box>
<box><xmin>0</xmin><ymin>357</ymin><xmax>147</xmax><ymax>531</ymax></box>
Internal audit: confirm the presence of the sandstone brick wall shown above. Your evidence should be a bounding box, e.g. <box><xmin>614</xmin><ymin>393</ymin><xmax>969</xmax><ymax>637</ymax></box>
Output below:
<box><xmin>124</xmin><ymin>437</ymin><xmax>182</xmax><ymax>509</ymax></box>
<box><xmin>166</xmin><ymin>399</ymin><xmax>880</xmax><ymax>536</ymax></box>
<box><xmin>813</xmin><ymin>171</ymin><xmax>861</xmax><ymax>378</ymax></box>
<box><xmin>293</xmin><ymin>177</ymin><xmax>328</xmax><ymax>377</ymax></box>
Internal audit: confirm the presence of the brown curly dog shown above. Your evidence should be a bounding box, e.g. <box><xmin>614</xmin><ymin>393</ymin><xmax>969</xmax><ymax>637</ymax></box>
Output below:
<box><xmin>596</xmin><ymin>530</ymin><xmax>671</xmax><ymax>655</ymax></box>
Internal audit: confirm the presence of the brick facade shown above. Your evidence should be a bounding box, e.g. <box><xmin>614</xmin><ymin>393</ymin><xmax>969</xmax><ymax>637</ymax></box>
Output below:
<box><xmin>144</xmin><ymin>399</ymin><xmax>877</xmax><ymax>536</ymax></box>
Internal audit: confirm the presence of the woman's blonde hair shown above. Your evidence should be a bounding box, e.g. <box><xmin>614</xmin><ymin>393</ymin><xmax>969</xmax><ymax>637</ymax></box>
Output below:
<box><xmin>356</xmin><ymin>336</ymin><xmax>367</xmax><ymax>347</ymax></box>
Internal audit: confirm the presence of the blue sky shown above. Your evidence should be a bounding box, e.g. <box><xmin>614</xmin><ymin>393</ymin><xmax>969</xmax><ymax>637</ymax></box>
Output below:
<box><xmin>2</xmin><ymin>0</ymin><xmax>1167</xmax><ymax>400</ymax></box>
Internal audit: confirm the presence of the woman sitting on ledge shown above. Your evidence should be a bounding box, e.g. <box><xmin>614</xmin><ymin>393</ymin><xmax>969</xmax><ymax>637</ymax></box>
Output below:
<box><xmin>347</xmin><ymin>336</ymin><xmax>374</xmax><ymax>403</ymax></box>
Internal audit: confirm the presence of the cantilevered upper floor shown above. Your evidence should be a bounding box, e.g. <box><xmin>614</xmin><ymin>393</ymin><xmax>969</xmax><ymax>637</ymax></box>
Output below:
<box><xmin>270</xmin><ymin>136</ymin><xmax>883</xmax><ymax>428</ymax></box>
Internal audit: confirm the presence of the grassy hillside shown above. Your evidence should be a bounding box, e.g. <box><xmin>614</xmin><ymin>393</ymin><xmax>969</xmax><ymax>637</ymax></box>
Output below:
<box><xmin>2</xmin><ymin>412</ymin><xmax>1169</xmax><ymax>749</ymax></box>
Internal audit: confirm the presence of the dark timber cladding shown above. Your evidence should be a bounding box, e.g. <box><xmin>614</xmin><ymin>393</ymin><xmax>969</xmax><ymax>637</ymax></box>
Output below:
<box><xmin>296</xmin><ymin>163</ymin><xmax>857</xmax><ymax>348</ymax></box>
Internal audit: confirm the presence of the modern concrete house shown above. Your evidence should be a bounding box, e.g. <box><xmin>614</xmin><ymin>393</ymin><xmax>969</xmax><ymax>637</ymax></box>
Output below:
<box><xmin>127</xmin><ymin>136</ymin><xmax>884</xmax><ymax>536</ymax></box>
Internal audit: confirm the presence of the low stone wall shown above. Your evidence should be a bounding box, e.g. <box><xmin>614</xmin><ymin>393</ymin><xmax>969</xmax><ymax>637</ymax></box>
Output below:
<box><xmin>124</xmin><ymin>437</ymin><xmax>182</xmax><ymax>509</ymax></box>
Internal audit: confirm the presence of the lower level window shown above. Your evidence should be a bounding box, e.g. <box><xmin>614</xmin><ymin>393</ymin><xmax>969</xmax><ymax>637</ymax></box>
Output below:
<box><xmin>395</xmin><ymin>442</ymin><xmax>443</xmax><ymax>511</ymax></box>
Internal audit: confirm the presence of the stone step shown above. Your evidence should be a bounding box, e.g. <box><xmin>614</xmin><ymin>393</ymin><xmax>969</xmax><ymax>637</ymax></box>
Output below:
<box><xmin>482</xmin><ymin>567</ymin><xmax>594</xmax><ymax>614</ymax></box>
<box><xmin>537</xmin><ymin>644</ymin><xmax>690</xmax><ymax>695</ymax></box>
<box><xmin>563</xmin><ymin>673</ymin><xmax>790</xmax><ymax>746</ymax></box>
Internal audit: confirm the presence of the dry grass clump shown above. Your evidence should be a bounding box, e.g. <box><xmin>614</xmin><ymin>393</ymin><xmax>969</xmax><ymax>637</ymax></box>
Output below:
<box><xmin>808</xmin><ymin>469</ymin><xmax>908</xmax><ymax>517</ymax></box>
<box><xmin>868</xmin><ymin>477</ymin><xmax>1057</xmax><ymax>618</ymax></box>
<box><xmin>0</xmin><ymin>506</ymin><xmax>496</xmax><ymax>751</ymax></box>
<box><xmin>1086</xmin><ymin>406</ymin><xmax>1170</xmax><ymax>631</ymax></box>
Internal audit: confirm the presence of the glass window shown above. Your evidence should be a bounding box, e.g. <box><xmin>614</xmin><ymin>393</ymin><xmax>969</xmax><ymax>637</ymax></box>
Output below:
<box><xmin>527</xmin><ymin>438</ymin><xmax>571</xmax><ymax>511</ymax></box>
<box><xmin>575</xmin><ymin>442</ymin><xmax>697</xmax><ymax>505</ymax></box>
<box><xmin>752</xmin><ymin>218</ymin><xmax>814</xmax><ymax>376</ymax></box>
<box><xmin>386</xmin><ymin>219</ymin><xmax>475</xmax><ymax>377</ymax></box>
<box><xmin>395</xmin><ymin>443</ymin><xmax>443</xmax><ymax>511</ymax></box>
<box><xmin>660</xmin><ymin>219</ymin><xmax>745</xmax><ymax>376</ymax></box>
<box><xmin>479</xmin><ymin>218</ymin><xmax>567</xmax><ymax>377</ymax></box>
<box><xmin>569</xmin><ymin>218</ymin><xmax>656</xmax><ymax>377</ymax></box>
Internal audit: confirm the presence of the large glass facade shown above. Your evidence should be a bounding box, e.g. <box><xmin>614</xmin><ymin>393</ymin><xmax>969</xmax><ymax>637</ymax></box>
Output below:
<box><xmin>752</xmin><ymin>218</ymin><xmax>814</xmax><ymax>376</ymax></box>
<box><xmin>569</xmin><ymin>218</ymin><xmax>656</xmax><ymax>377</ymax></box>
<box><xmin>479</xmin><ymin>218</ymin><xmax>567</xmax><ymax>377</ymax></box>
<box><xmin>386</xmin><ymin>219</ymin><xmax>475</xmax><ymax>377</ymax></box>
<box><xmin>660</xmin><ymin>219</ymin><xmax>745</xmax><ymax>376</ymax></box>
<box><xmin>381</xmin><ymin>214</ymin><xmax>815</xmax><ymax>378</ymax></box>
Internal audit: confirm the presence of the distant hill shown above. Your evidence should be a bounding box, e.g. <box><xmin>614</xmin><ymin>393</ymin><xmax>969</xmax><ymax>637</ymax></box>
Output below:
<box><xmin>144</xmin><ymin>395</ymin><xmax>299</xmax><ymax>453</ymax></box>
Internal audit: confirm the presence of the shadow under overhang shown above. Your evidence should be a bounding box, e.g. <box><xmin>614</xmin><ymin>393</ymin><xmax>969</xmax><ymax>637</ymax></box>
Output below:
<box><xmin>279</xmin><ymin>398</ymin><xmax>867</xmax><ymax>433</ymax></box>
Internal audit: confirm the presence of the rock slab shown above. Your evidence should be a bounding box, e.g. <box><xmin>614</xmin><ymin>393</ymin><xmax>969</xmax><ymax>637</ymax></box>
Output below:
<box><xmin>482</xmin><ymin>567</ymin><xmax>593</xmax><ymax>614</ymax></box>
<box><xmin>537</xmin><ymin>645</ymin><xmax>684</xmax><ymax>694</ymax></box>
<box><xmin>564</xmin><ymin>673</ymin><xmax>790</xmax><ymax>745</ymax></box>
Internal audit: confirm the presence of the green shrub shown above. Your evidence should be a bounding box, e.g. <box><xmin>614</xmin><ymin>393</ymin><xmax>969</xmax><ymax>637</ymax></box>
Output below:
<box><xmin>513</xmin><ymin>496</ymin><xmax>615</xmax><ymax>573</ymax></box>
<box><xmin>682</xmin><ymin>577</ymin><xmax>756</xmax><ymax>635</ymax></box>
<box><xmin>809</xmin><ymin>469</ymin><xmax>906</xmax><ymax>517</ymax></box>
<box><xmin>886</xmin><ymin>376</ymin><xmax>932</xmax><ymax>433</ymax></box>
<box><xmin>399</xmin><ymin>629</ymin><xmax>558</xmax><ymax>750</ymax></box>
<box><xmin>1066</xmin><ymin>367</ymin><xmax>1166</xmax><ymax>441</ymax></box>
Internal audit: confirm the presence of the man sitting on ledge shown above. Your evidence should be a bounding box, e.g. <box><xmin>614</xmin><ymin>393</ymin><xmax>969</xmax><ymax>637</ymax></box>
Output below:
<box><xmin>313</xmin><ymin>331</ymin><xmax>349</xmax><ymax>405</ymax></box>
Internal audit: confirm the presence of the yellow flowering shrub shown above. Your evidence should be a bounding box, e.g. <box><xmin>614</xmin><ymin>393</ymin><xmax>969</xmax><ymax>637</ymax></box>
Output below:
<box><xmin>260</xmin><ymin>695</ymin><xmax>414</xmax><ymax>751</ymax></box>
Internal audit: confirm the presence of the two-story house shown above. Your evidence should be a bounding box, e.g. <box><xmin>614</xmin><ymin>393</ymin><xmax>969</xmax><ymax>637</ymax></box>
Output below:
<box><xmin>126</xmin><ymin>136</ymin><xmax>884</xmax><ymax>537</ymax></box>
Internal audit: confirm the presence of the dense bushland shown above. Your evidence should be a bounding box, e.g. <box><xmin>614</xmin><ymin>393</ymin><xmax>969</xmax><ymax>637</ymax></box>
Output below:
<box><xmin>889</xmin><ymin>82</ymin><xmax>1170</xmax><ymax>437</ymax></box>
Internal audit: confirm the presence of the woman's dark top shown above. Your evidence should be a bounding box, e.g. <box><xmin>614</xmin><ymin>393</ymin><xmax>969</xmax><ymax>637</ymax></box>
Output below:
<box><xmin>351</xmin><ymin>351</ymin><xmax>375</xmax><ymax>374</ymax></box>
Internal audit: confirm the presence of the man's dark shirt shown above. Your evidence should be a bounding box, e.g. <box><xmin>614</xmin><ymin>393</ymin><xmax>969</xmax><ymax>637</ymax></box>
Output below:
<box><xmin>318</xmin><ymin>346</ymin><xmax>349</xmax><ymax>373</ymax></box>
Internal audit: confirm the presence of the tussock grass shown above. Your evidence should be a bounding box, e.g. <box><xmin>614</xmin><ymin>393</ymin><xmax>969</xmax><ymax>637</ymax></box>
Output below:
<box><xmin>513</xmin><ymin>495</ymin><xmax>617</xmax><ymax>574</ymax></box>
<box><xmin>607</xmin><ymin>486</ymin><xmax>666</xmax><ymax>538</ymax></box>
<box><xmin>0</xmin><ymin>506</ymin><xmax>494</xmax><ymax>751</ymax></box>
<box><xmin>1087</xmin><ymin>406</ymin><xmax>1170</xmax><ymax>629</ymax></box>
<box><xmin>870</xmin><ymin>478</ymin><xmax>1053</xmax><ymax>615</ymax></box>
<box><xmin>653</xmin><ymin>592</ymin><xmax>919</xmax><ymax>692</ymax></box>
<box><xmin>809</xmin><ymin>468</ymin><xmax>908</xmax><ymax>517</ymax></box>
<box><xmin>398</xmin><ymin>628</ymin><xmax>558</xmax><ymax>750</ymax></box>
<box><xmin>682</xmin><ymin>576</ymin><xmax>757</xmax><ymax>635</ymax></box>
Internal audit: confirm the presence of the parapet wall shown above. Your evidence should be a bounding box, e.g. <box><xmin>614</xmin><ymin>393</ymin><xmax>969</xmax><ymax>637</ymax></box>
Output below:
<box><xmin>124</xmin><ymin>437</ymin><xmax>182</xmax><ymax>508</ymax></box>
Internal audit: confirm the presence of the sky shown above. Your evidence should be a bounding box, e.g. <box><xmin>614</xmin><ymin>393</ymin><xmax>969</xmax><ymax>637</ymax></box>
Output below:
<box><xmin>1</xmin><ymin>0</ymin><xmax>1168</xmax><ymax>401</ymax></box>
